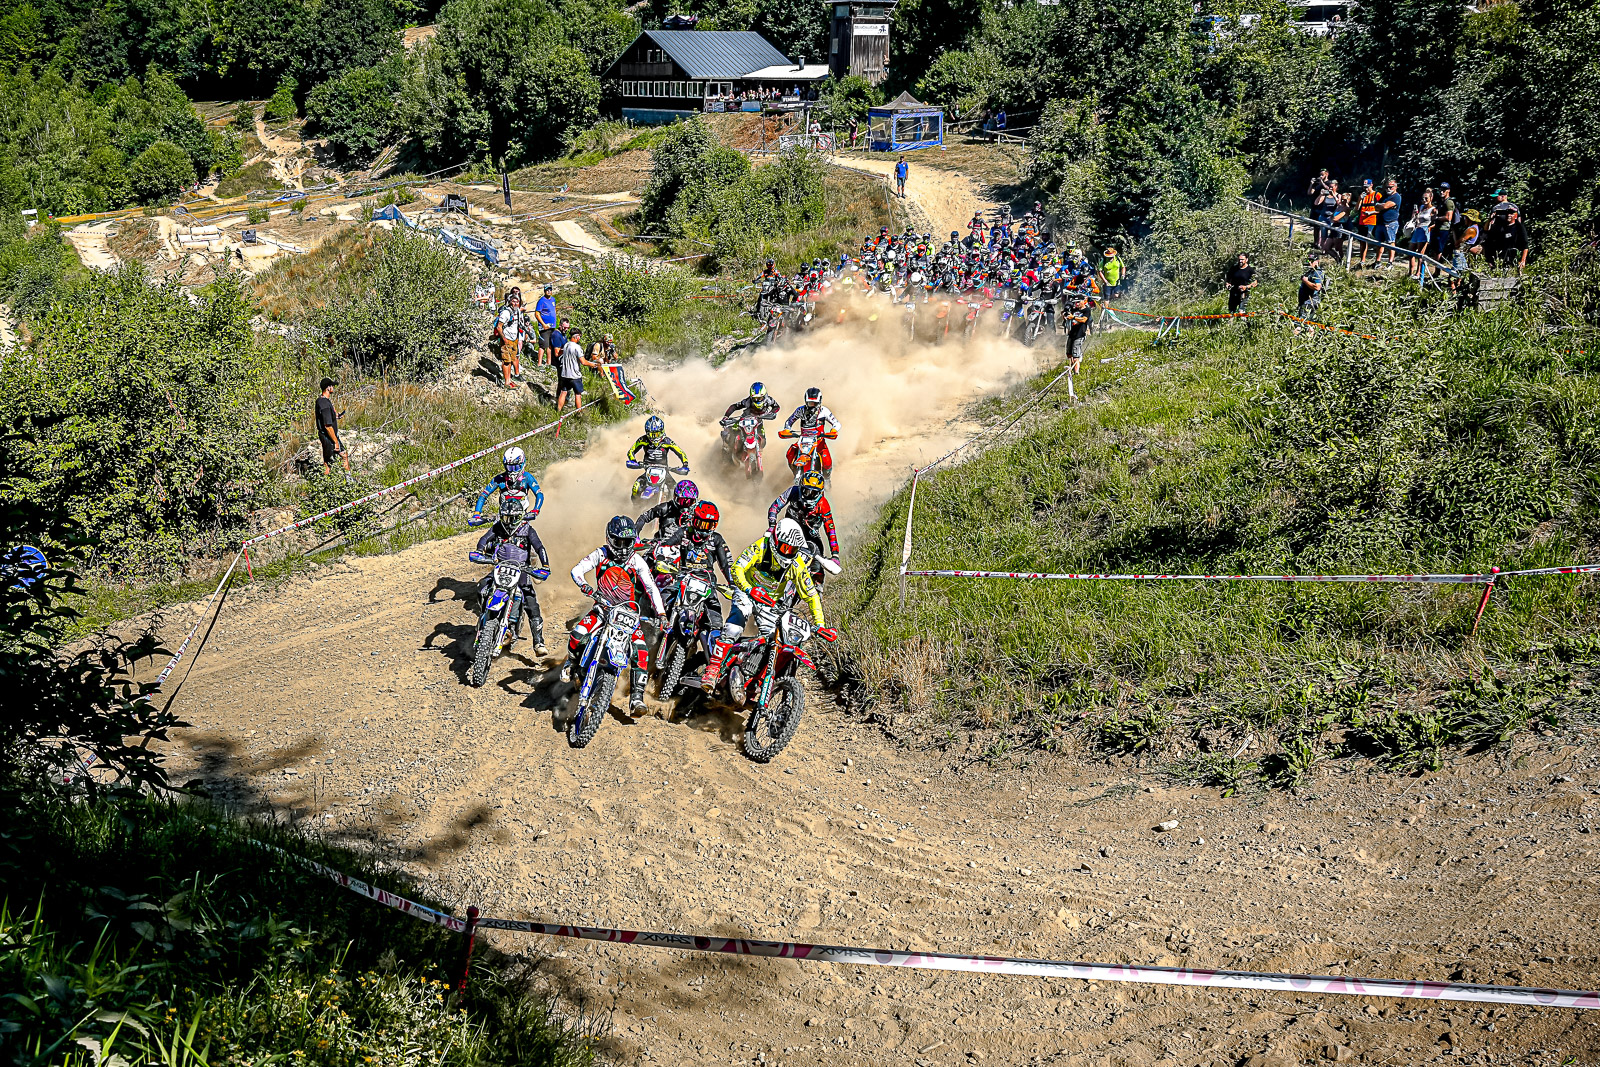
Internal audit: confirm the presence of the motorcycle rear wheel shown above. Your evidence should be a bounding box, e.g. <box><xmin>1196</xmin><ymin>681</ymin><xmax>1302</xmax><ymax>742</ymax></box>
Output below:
<box><xmin>469</xmin><ymin>616</ymin><xmax>497</xmax><ymax>688</ymax></box>
<box><xmin>568</xmin><ymin>669</ymin><xmax>616</xmax><ymax>747</ymax></box>
<box><xmin>743</xmin><ymin>676</ymin><xmax>804</xmax><ymax>763</ymax></box>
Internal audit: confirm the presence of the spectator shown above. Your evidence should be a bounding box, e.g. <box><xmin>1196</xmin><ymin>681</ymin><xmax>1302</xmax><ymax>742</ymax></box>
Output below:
<box><xmin>1296</xmin><ymin>255</ymin><xmax>1327</xmax><ymax>327</ymax></box>
<box><xmin>1308</xmin><ymin>168</ymin><xmax>1333</xmax><ymax>213</ymax></box>
<box><xmin>1494</xmin><ymin>208</ymin><xmax>1529</xmax><ymax>269</ymax></box>
<box><xmin>1377</xmin><ymin>179</ymin><xmax>1403</xmax><ymax>267</ymax></box>
<box><xmin>315</xmin><ymin>377</ymin><xmax>350</xmax><ymax>476</ymax></box>
<box><xmin>1490</xmin><ymin>188</ymin><xmax>1519</xmax><ymax>222</ymax></box>
<box><xmin>894</xmin><ymin>155</ymin><xmax>908</xmax><ymax>198</ymax></box>
<box><xmin>1458</xmin><ymin>209</ymin><xmax>1485</xmax><ymax>269</ymax></box>
<box><xmin>1314</xmin><ymin>178</ymin><xmax>1340</xmax><ymax>241</ymax></box>
<box><xmin>556</xmin><ymin>330</ymin><xmax>598</xmax><ymax>413</ymax></box>
<box><xmin>995</xmin><ymin>107</ymin><xmax>1007</xmax><ymax>133</ymax></box>
<box><xmin>549</xmin><ymin>316</ymin><xmax>569</xmax><ymax>360</ymax></box>
<box><xmin>472</xmin><ymin>276</ymin><xmax>493</xmax><ymax>306</ymax></box>
<box><xmin>848</xmin><ymin>117</ymin><xmax>859</xmax><ymax>147</ymax></box>
<box><xmin>1225</xmin><ymin>252</ymin><xmax>1257</xmax><ymax>314</ymax></box>
<box><xmin>1437</xmin><ymin>181</ymin><xmax>1458</xmax><ymax>228</ymax></box>
<box><xmin>588</xmin><ymin>331</ymin><xmax>618</xmax><ymax>364</ymax></box>
<box><xmin>534</xmin><ymin>284</ymin><xmax>558</xmax><ymax>366</ymax></box>
<box><xmin>493</xmin><ymin>289</ymin><xmax>526</xmax><ymax>389</ymax></box>
<box><xmin>1066</xmin><ymin>295</ymin><xmax>1092</xmax><ymax>370</ymax></box>
<box><xmin>1323</xmin><ymin>192</ymin><xmax>1352</xmax><ymax>255</ymax></box>
<box><xmin>1432</xmin><ymin>215</ymin><xmax>1462</xmax><ymax>292</ymax></box>
<box><xmin>1356</xmin><ymin>178</ymin><xmax>1380</xmax><ymax>266</ymax></box>
<box><xmin>1406</xmin><ymin>188</ymin><xmax>1435</xmax><ymax>279</ymax></box>
<box><xmin>1097</xmin><ymin>248</ymin><xmax>1125</xmax><ymax>300</ymax></box>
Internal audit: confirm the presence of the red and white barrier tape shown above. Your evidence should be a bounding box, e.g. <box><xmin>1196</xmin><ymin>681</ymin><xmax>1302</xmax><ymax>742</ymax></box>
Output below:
<box><xmin>901</xmin><ymin>568</ymin><xmax>1498</xmax><ymax>585</ymax></box>
<box><xmin>278</xmin><ymin>844</ymin><xmax>1600</xmax><ymax>1010</ymax></box>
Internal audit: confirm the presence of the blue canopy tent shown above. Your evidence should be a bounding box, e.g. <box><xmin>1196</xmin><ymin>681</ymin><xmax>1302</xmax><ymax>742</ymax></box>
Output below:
<box><xmin>867</xmin><ymin>92</ymin><xmax>943</xmax><ymax>152</ymax></box>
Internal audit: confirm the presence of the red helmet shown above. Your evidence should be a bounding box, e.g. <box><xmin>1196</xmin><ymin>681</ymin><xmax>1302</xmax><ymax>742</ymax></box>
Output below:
<box><xmin>691</xmin><ymin>500</ymin><xmax>720</xmax><ymax>534</ymax></box>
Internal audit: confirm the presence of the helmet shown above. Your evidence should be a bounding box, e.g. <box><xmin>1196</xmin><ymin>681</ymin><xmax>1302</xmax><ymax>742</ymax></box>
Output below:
<box><xmin>605</xmin><ymin>515</ymin><xmax>636</xmax><ymax>555</ymax></box>
<box><xmin>799</xmin><ymin>470</ymin><xmax>825</xmax><ymax>504</ymax></box>
<box><xmin>765</xmin><ymin>258</ymin><xmax>775</xmax><ymax>269</ymax></box>
<box><xmin>674</xmin><ymin>478</ymin><xmax>699</xmax><ymax>507</ymax></box>
<box><xmin>644</xmin><ymin>415</ymin><xmax>665</xmax><ymax>442</ymax></box>
<box><xmin>950</xmin><ymin>230</ymin><xmax>959</xmax><ymax>240</ymax></box>
<box><xmin>691</xmin><ymin>500</ymin><xmax>720</xmax><ymax>533</ymax></box>
<box><xmin>772</xmin><ymin>517</ymin><xmax>806</xmax><ymax>560</ymax></box>
<box><xmin>498</xmin><ymin>493</ymin><xmax>526</xmax><ymax>526</ymax></box>
<box><xmin>503</xmin><ymin>446</ymin><xmax>525</xmax><ymax>475</ymax></box>
<box><xmin>803</xmin><ymin>386</ymin><xmax>821</xmax><ymax>411</ymax></box>
<box><xmin>749</xmin><ymin>382</ymin><xmax>767</xmax><ymax>400</ymax></box>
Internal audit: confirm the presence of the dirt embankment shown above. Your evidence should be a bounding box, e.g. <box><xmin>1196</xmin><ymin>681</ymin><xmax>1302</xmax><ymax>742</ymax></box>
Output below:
<box><xmin>140</xmin><ymin>304</ymin><xmax>1600</xmax><ymax>1067</ymax></box>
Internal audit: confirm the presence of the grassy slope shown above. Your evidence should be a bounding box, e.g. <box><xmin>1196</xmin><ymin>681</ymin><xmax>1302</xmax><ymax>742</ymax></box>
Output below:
<box><xmin>836</xmin><ymin>254</ymin><xmax>1600</xmax><ymax>786</ymax></box>
<box><xmin>1</xmin><ymin>787</ymin><xmax>599</xmax><ymax>1066</ymax></box>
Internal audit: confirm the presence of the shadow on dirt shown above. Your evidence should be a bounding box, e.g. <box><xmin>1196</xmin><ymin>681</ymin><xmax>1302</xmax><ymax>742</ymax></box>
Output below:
<box><xmin>423</xmin><ymin>619</ymin><xmax>479</xmax><ymax>680</ymax></box>
<box><xmin>429</xmin><ymin>575</ymin><xmax>480</xmax><ymax>605</ymax></box>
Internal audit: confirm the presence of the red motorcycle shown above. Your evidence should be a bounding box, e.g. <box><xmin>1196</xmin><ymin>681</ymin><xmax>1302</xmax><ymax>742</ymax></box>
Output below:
<box><xmin>721</xmin><ymin>413</ymin><xmax>766</xmax><ymax>481</ymax></box>
<box><xmin>705</xmin><ymin>587</ymin><xmax>837</xmax><ymax>762</ymax></box>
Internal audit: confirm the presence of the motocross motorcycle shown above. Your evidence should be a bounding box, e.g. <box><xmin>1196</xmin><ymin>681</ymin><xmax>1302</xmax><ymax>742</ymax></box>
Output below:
<box><xmin>1022</xmin><ymin>295</ymin><xmax>1054</xmax><ymax>347</ymax></box>
<box><xmin>998</xmin><ymin>286</ymin><xmax>1022</xmax><ymax>339</ymax></box>
<box><xmin>721</xmin><ymin>414</ymin><xmax>766</xmax><ymax>481</ymax></box>
<box><xmin>470</xmin><ymin>558</ymin><xmax>546</xmax><ymax>688</ymax></box>
<box><xmin>762</xmin><ymin>302</ymin><xmax>787</xmax><ymax>346</ymax></box>
<box><xmin>901</xmin><ymin>301</ymin><xmax>917</xmax><ymax>343</ymax></box>
<box><xmin>699</xmin><ymin>587</ymin><xmax>838</xmax><ymax>763</ymax></box>
<box><xmin>778</xmin><ymin>425</ymin><xmax>837</xmax><ymax>486</ymax></box>
<box><xmin>962</xmin><ymin>293</ymin><xmax>992</xmax><ymax>340</ymax></box>
<box><xmin>563</xmin><ymin>565</ymin><xmax>641</xmax><ymax>747</ymax></box>
<box><xmin>934</xmin><ymin>299</ymin><xmax>953</xmax><ymax>344</ymax></box>
<box><xmin>627</xmin><ymin>458</ymin><xmax>689</xmax><ymax>503</ymax></box>
<box><xmin>652</xmin><ymin>562</ymin><xmax>722</xmax><ymax>704</ymax></box>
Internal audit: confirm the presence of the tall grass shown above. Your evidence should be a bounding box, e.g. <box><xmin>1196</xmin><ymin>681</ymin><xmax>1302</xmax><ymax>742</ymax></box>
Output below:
<box><xmin>834</xmin><ymin>252</ymin><xmax>1600</xmax><ymax>785</ymax></box>
<box><xmin>0</xmin><ymin>785</ymin><xmax>600</xmax><ymax>1066</ymax></box>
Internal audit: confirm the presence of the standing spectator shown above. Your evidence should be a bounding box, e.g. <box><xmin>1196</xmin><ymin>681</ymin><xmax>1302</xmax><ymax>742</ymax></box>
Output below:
<box><xmin>848</xmin><ymin>117</ymin><xmax>859</xmax><ymax>147</ymax></box>
<box><xmin>1406</xmin><ymin>188</ymin><xmax>1435</xmax><ymax>279</ymax></box>
<box><xmin>1494</xmin><ymin>209</ymin><xmax>1529</xmax><ymax>269</ymax></box>
<box><xmin>534</xmin><ymin>284</ymin><xmax>558</xmax><ymax>366</ymax></box>
<box><xmin>1323</xmin><ymin>192</ymin><xmax>1352</xmax><ymax>255</ymax></box>
<box><xmin>315</xmin><ymin>377</ymin><xmax>350</xmax><ymax>476</ymax></box>
<box><xmin>1356</xmin><ymin>178</ymin><xmax>1381</xmax><ymax>266</ymax></box>
<box><xmin>556</xmin><ymin>329</ymin><xmax>599</xmax><ymax>413</ymax></box>
<box><xmin>1458</xmin><ymin>209</ymin><xmax>1485</xmax><ymax>269</ymax></box>
<box><xmin>1308</xmin><ymin>168</ymin><xmax>1334</xmax><ymax>214</ymax></box>
<box><xmin>493</xmin><ymin>290</ymin><xmax>526</xmax><ymax>389</ymax></box>
<box><xmin>1377</xmin><ymin>179</ymin><xmax>1403</xmax><ymax>267</ymax></box>
<box><xmin>1297</xmin><ymin>255</ymin><xmax>1326</xmax><ymax>324</ymax></box>
<box><xmin>1066</xmin><ymin>295</ymin><xmax>1092</xmax><ymax>371</ymax></box>
<box><xmin>1097</xmin><ymin>248</ymin><xmax>1125</xmax><ymax>300</ymax></box>
<box><xmin>1314</xmin><ymin>178</ymin><xmax>1340</xmax><ymax>242</ymax></box>
<box><xmin>588</xmin><ymin>331</ymin><xmax>618</xmax><ymax>365</ymax></box>
<box><xmin>1225</xmin><ymin>252</ymin><xmax>1257</xmax><ymax>314</ymax></box>
<box><xmin>1489</xmin><ymin>188</ymin><xmax>1519</xmax><ymax>222</ymax></box>
<box><xmin>995</xmin><ymin>107</ymin><xmax>1007</xmax><ymax>134</ymax></box>
<box><xmin>549</xmin><ymin>317</ymin><xmax>569</xmax><ymax>362</ymax></box>
<box><xmin>1432</xmin><ymin>215</ymin><xmax>1462</xmax><ymax>292</ymax></box>
<box><xmin>1436</xmin><ymin>181</ymin><xmax>1457</xmax><ymax>228</ymax></box>
<box><xmin>894</xmin><ymin>155</ymin><xmax>908</xmax><ymax>198</ymax></box>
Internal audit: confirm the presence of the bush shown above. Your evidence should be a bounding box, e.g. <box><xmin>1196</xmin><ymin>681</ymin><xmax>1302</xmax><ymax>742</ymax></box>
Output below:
<box><xmin>265</xmin><ymin>75</ymin><xmax>299</xmax><ymax>123</ymax></box>
<box><xmin>0</xmin><ymin>266</ymin><xmax>297</xmax><ymax>577</ymax></box>
<box><xmin>565</xmin><ymin>255</ymin><xmax>697</xmax><ymax>340</ymax></box>
<box><xmin>126</xmin><ymin>140</ymin><xmax>195</xmax><ymax>204</ymax></box>
<box><xmin>312</xmin><ymin>228</ymin><xmax>476</xmax><ymax>379</ymax></box>
<box><xmin>232</xmin><ymin>100</ymin><xmax>256</xmax><ymax>129</ymax></box>
<box><xmin>305</xmin><ymin>63</ymin><xmax>403</xmax><ymax>165</ymax></box>
<box><xmin>247</xmin><ymin>205</ymin><xmax>269</xmax><ymax>224</ymax></box>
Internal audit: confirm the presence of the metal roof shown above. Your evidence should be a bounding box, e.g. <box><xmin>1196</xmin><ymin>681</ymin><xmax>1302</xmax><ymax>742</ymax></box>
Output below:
<box><xmin>636</xmin><ymin>30</ymin><xmax>793</xmax><ymax>79</ymax></box>
<box><xmin>743</xmin><ymin>62</ymin><xmax>832</xmax><ymax>81</ymax></box>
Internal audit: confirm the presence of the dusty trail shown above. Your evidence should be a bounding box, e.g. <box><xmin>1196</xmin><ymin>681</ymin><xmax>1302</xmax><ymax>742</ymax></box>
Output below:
<box><xmin>64</xmin><ymin>221</ymin><xmax>121</xmax><ymax>271</ymax></box>
<box><xmin>151</xmin><ymin>316</ymin><xmax>1600</xmax><ymax>1066</ymax></box>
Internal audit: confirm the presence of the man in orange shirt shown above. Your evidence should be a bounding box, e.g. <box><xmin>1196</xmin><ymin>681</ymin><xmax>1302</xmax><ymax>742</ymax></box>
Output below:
<box><xmin>1356</xmin><ymin>178</ymin><xmax>1381</xmax><ymax>268</ymax></box>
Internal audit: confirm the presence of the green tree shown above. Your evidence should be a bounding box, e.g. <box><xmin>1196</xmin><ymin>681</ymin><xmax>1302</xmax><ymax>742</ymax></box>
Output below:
<box><xmin>264</xmin><ymin>73</ymin><xmax>299</xmax><ymax>121</ymax></box>
<box><xmin>306</xmin><ymin>62</ymin><xmax>403</xmax><ymax>165</ymax></box>
<box><xmin>816</xmin><ymin>74</ymin><xmax>882</xmax><ymax>128</ymax></box>
<box><xmin>126</xmin><ymin>139</ymin><xmax>193</xmax><ymax>202</ymax></box>
<box><xmin>1335</xmin><ymin>0</ymin><xmax>1465</xmax><ymax>146</ymax></box>
<box><xmin>639</xmin><ymin>116</ymin><xmax>719</xmax><ymax>227</ymax></box>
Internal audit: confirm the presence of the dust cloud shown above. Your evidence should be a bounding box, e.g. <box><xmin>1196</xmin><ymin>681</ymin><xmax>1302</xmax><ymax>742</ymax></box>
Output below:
<box><xmin>535</xmin><ymin>301</ymin><xmax>1051</xmax><ymax>573</ymax></box>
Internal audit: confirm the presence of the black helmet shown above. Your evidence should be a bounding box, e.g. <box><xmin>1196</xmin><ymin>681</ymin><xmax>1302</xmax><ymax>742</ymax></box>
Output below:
<box><xmin>605</xmin><ymin>515</ymin><xmax>636</xmax><ymax>555</ymax></box>
<box><xmin>498</xmin><ymin>494</ymin><xmax>526</xmax><ymax>527</ymax></box>
<box><xmin>804</xmin><ymin>386</ymin><xmax>821</xmax><ymax>410</ymax></box>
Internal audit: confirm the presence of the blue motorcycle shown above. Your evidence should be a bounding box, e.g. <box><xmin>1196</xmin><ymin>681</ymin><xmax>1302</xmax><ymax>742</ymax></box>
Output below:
<box><xmin>565</xmin><ymin>565</ymin><xmax>643</xmax><ymax>747</ymax></box>
<box><xmin>470</xmin><ymin>556</ymin><xmax>547</xmax><ymax>688</ymax></box>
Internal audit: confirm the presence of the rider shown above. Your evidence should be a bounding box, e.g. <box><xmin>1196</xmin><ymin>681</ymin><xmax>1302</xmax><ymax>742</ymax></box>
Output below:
<box><xmin>701</xmin><ymin>518</ymin><xmax>827</xmax><ymax>688</ymax></box>
<box><xmin>627</xmin><ymin>415</ymin><xmax>691</xmax><ymax>475</ymax></box>
<box><xmin>635</xmin><ymin>478</ymin><xmax>700</xmax><ymax>546</ymax></box>
<box><xmin>468</xmin><ymin>494</ymin><xmax>551</xmax><ymax>654</ymax></box>
<box><xmin>565</xmin><ymin>515</ymin><xmax>667</xmax><ymax>712</ymax></box>
<box><xmin>767</xmin><ymin>471</ymin><xmax>839</xmax><ymax>583</ymax></box>
<box><xmin>780</xmin><ymin>387</ymin><xmax>841</xmax><ymax>475</ymax></box>
<box><xmin>720</xmin><ymin>382</ymin><xmax>782</xmax><ymax>455</ymax></box>
<box><xmin>672</xmin><ymin>501</ymin><xmax>735</xmax><ymax>652</ymax></box>
<box><xmin>470</xmin><ymin>447</ymin><xmax>544</xmax><ymax>525</ymax></box>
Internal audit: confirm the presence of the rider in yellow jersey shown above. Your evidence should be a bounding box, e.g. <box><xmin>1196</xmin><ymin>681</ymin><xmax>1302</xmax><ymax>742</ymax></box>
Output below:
<box><xmin>701</xmin><ymin>518</ymin><xmax>824</xmax><ymax>686</ymax></box>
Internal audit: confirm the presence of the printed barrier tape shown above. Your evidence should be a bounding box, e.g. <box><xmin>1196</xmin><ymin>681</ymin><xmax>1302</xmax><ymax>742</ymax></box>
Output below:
<box><xmin>152</xmin><ymin>550</ymin><xmax>244</xmax><ymax>690</ymax></box>
<box><xmin>277</xmin><ymin>841</ymin><xmax>1600</xmax><ymax>1010</ymax></box>
<box><xmin>902</xmin><ymin>568</ymin><xmax>1497</xmax><ymax>585</ymax></box>
<box><xmin>1103</xmin><ymin>306</ymin><xmax>1254</xmax><ymax>323</ymax></box>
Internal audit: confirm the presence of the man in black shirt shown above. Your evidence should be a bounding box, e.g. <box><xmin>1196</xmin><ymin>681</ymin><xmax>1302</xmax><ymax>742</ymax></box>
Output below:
<box><xmin>1226</xmin><ymin>254</ymin><xmax>1257</xmax><ymax>314</ymax></box>
<box><xmin>315</xmin><ymin>377</ymin><xmax>349</xmax><ymax>476</ymax></box>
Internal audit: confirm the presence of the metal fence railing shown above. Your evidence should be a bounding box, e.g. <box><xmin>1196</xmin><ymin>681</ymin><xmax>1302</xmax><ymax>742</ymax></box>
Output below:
<box><xmin>1238</xmin><ymin>196</ymin><xmax>1455</xmax><ymax>287</ymax></box>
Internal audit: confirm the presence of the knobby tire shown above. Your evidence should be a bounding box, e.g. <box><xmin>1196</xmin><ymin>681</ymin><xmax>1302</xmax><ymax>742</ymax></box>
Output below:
<box><xmin>743</xmin><ymin>676</ymin><xmax>805</xmax><ymax>762</ymax></box>
<box><xmin>470</xmin><ymin>616</ymin><xmax>497</xmax><ymax>688</ymax></box>
<box><xmin>569</xmin><ymin>669</ymin><xmax>616</xmax><ymax>747</ymax></box>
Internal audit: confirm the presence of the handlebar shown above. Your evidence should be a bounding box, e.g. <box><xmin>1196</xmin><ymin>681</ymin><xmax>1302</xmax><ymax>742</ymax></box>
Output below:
<box><xmin>625</xmin><ymin>459</ymin><xmax>642</xmax><ymax>469</ymax></box>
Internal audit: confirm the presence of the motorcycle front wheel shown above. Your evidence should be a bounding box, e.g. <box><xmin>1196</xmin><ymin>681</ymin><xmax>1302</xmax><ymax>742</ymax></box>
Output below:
<box><xmin>469</xmin><ymin>615</ymin><xmax>497</xmax><ymax>688</ymax></box>
<box><xmin>568</xmin><ymin>669</ymin><xmax>616</xmax><ymax>747</ymax></box>
<box><xmin>743</xmin><ymin>675</ymin><xmax>804</xmax><ymax>763</ymax></box>
<box><xmin>659</xmin><ymin>641</ymin><xmax>687</xmax><ymax>700</ymax></box>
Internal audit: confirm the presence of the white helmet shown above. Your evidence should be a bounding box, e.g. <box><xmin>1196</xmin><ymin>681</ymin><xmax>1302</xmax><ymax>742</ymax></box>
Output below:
<box><xmin>503</xmin><ymin>446</ymin><xmax>525</xmax><ymax>476</ymax></box>
<box><xmin>772</xmin><ymin>517</ymin><xmax>806</xmax><ymax>560</ymax></box>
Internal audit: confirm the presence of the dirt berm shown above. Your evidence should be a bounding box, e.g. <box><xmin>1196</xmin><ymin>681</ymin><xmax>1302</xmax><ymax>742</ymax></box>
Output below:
<box><xmin>149</xmin><ymin>312</ymin><xmax>1600</xmax><ymax>1066</ymax></box>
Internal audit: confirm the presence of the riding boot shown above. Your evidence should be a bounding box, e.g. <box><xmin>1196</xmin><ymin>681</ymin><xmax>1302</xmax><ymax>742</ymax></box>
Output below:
<box><xmin>630</xmin><ymin>667</ymin><xmax>648</xmax><ymax>710</ymax></box>
<box><xmin>701</xmin><ymin>638</ymin><xmax>733</xmax><ymax>687</ymax></box>
<box><xmin>526</xmin><ymin>594</ymin><xmax>546</xmax><ymax>654</ymax></box>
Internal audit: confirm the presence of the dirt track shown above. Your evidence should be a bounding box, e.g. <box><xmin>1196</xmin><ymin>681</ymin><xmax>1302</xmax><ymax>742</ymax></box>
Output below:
<box><xmin>144</xmin><ymin>310</ymin><xmax>1600</xmax><ymax>1066</ymax></box>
